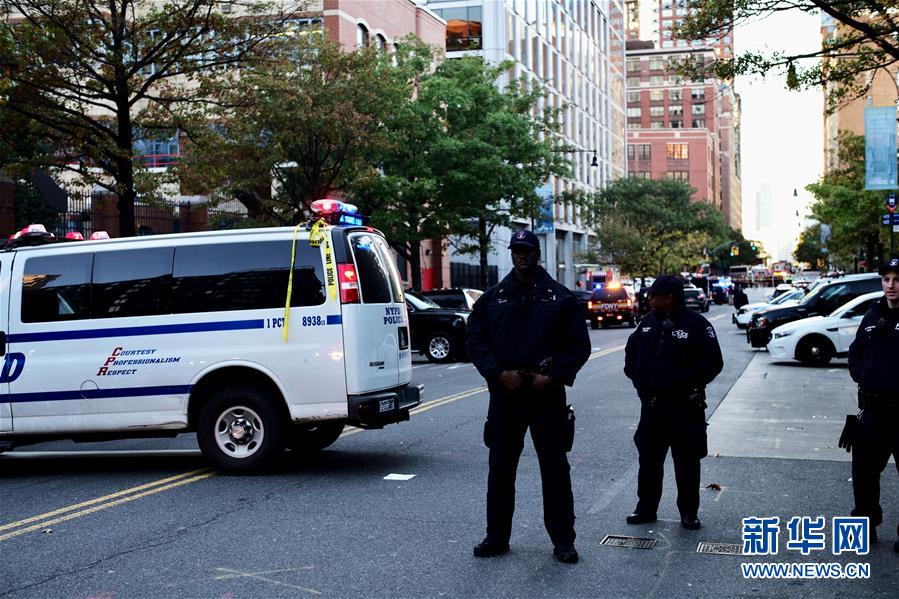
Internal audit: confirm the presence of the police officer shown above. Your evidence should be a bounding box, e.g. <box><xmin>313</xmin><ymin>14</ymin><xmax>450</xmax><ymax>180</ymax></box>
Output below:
<box><xmin>847</xmin><ymin>257</ymin><xmax>899</xmax><ymax>552</ymax></box>
<box><xmin>623</xmin><ymin>275</ymin><xmax>723</xmax><ymax>529</ymax></box>
<box><xmin>466</xmin><ymin>229</ymin><xmax>591</xmax><ymax>563</ymax></box>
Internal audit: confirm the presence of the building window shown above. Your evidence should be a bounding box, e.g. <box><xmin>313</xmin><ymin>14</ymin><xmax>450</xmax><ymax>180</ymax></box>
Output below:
<box><xmin>649</xmin><ymin>75</ymin><xmax>664</xmax><ymax>85</ymax></box>
<box><xmin>627</xmin><ymin>76</ymin><xmax>641</xmax><ymax>87</ymax></box>
<box><xmin>375</xmin><ymin>34</ymin><xmax>387</xmax><ymax>52</ymax></box>
<box><xmin>650</xmin><ymin>121</ymin><xmax>664</xmax><ymax>129</ymax></box>
<box><xmin>356</xmin><ymin>23</ymin><xmax>369</xmax><ymax>47</ymax></box>
<box><xmin>627</xmin><ymin>144</ymin><xmax>635</xmax><ymax>160</ymax></box>
<box><xmin>626</xmin><ymin>58</ymin><xmax>640</xmax><ymax>72</ymax></box>
<box><xmin>433</xmin><ymin>5</ymin><xmax>483</xmax><ymax>52</ymax></box>
<box><xmin>637</xmin><ymin>144</ymin><xmax>651</xmax><ymax>159</ymax></box>
<box><xmin>669</xmin><ymin>89</ymin><xmax>682</xmax><ymax>101</ymax></box>
<box><xmin>691</xmin><ymin>89</ymin><xmax>705</xmax><ymax>102</ymax></box>
<box><xmin>669</xmin><ymin>105</ymin><xmax>683</xmax><ymax>116</ymax></box>
<box><xmin>629</xmin><ymin>171</ymin><xmax>651</xmax><ymax>179</ymax></box>
<box><xmin>627</xmin><ymin>107</ymin><xmax>642</xmax><ymax>118</ymax></box>
<box><xmin>691</xmin><ymin>119</ymin><xmax>705</xmax><ymax>128</ymax></box>
<box><xmin>650</xmin><ymin>90</ymin><xmax>664</xmax><ymax>102</ymax></box>
<box><xmin>666</xmin><ymin>143</ymin><xmax>689</xmax><ymax>159</ymax></box>
<box><xmin>627</xmin><ymin>91</ymin><xmax>640</xmax><ymax>103</ymax></box>
<box><xmin>649</xmin><ymin>58</ymin><xmax>665</xmax><ymax>71</ymax></box>
<box><xmin>692</xmin><ymin>104</ymin><xmax>705</xmax><ymax>115</ymax></box>
<box><xmin>649</xmin><ymin>106</ymin><xmax>664</xmax><ymax>117</ymax></box>
<box><xmin>670</xmin><ymin>120</ymin><xmax>682</xmax><ymax>128</ymax></box>
<box><xmin>666</xmin><ymin>171</ymin><xmax>689</xmax><ymax>181</ymax></box>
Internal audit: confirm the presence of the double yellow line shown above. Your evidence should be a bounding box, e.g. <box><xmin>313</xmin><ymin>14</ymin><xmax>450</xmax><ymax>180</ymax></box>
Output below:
<box><xmin>0</xmin><ymin>468</ymin><xmax>214</xmax><ymax>542</ymax></box>
<box><xmin>1</xmin><ymin>346</ymin><xmax>623</xmax><ymax>542</ymax></box>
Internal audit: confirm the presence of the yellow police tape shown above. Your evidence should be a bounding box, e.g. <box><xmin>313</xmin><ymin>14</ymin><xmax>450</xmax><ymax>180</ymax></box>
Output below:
<box><xmin>286</xmin><ymin>219</ymin><xmax>338</xmax><ymax>342</ymax></box>
<box><xmin>283</xmin><ymin>222</ymin><xmax>303</xmax><ymax>343</ymax></box>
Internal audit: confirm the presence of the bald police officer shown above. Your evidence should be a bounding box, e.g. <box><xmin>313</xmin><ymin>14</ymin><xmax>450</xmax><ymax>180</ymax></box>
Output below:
<box><xmin>466</xmin><ymin>229</ymin><xmax>591</xmax><ymax>563</ymax></box>
<box><xmin>847</xmin><ymin>257</ymin><xmax>899</xmax><ymax>552</ymax></box>
<box><xmin>624</xmin><ymin>275</ymin><xmax>723</xmax><ymax>529</ymax></box>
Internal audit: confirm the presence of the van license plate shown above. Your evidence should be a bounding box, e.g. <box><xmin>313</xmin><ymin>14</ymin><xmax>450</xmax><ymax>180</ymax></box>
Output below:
<box><xmin>379</xmin><ymin>398</ymin><xmax>395</xmax><ymax>413</ymax></box>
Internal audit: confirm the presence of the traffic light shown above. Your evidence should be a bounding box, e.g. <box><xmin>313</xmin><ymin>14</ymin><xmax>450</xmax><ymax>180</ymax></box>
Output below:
<box><xmin>730</xmin><ymin>243</ymin><xmax>739</xmax><ymax>257</ymax></box>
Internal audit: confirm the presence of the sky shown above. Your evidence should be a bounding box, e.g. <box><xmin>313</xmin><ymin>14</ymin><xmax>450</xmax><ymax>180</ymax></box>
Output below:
<box><xmin>734</xmin><ymin>9</ymin><xmax>824</xmax><ymax>261</ymax></box>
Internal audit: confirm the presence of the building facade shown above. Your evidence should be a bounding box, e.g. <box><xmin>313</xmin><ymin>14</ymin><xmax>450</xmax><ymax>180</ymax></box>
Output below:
<box><xmin>625</xmin><ymin>44</ymin><xmax>721</xmax><ymax>209</ymax></box>
<box><xmin>422</xmin><ymin>0</ymin><xmax>627</xmax><ymax>289</ymax></box>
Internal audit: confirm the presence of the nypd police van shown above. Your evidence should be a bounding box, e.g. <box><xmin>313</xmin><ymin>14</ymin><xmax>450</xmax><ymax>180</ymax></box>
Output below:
<box><xmin>0</xmin><ymin>200</ymin><xmax>419</xmax><ymax>471</ymax></box>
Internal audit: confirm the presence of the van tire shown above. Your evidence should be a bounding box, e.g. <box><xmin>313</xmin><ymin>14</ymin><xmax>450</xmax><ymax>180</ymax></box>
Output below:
<box><xmin>425</xmin><ymin>331</ymin><xmax>454</xmax><ymax>362</ymax></box>
<box><xmin>288</xmin><ymin>422</ymin><xmax>345</xmax><ymax>453</ymax></box>
<box><xmin>197</xmin><ymin>385</ymin><xmax>285</xmax><ymax>472</ymax></box>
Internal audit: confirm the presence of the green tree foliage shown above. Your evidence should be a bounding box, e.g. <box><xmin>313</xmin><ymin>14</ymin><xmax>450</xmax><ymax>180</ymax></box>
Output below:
<box><xmin>675</xmin><ymin>1</ymin><xmax>899</xmax><ymax>112</ymax></box>
<box><xmin>806</xmin><ymin>132</ymin><xmax>886</xmax><ymax>271</ymax></box>
<box><xmin>793</xmin><ymin>223</ymin><xmax>827</xmax><ymax>268</ymax></box>
<box><xmin>0</xmin><ymin>0</ymin><xmax>300</xmax><ymax>236</ymax></box>
<box><xmin>177</xmin><ymin>32</ymin><xmax>419</xmax><ymax>225</ymax></box>
<box><xmin>586</xmin><ymin>177</ymin><xmax>732</xmax><ymax>276</ymax></box>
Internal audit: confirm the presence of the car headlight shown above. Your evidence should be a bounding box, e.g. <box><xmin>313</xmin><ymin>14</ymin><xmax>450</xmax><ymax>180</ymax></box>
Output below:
<box><xmin>773</xmin><ymin>331</ymin><xmax>793</xmax><ymax>339</ymax></box>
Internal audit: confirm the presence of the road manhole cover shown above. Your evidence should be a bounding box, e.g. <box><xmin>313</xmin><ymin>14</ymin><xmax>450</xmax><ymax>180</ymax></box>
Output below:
<box><xmin>600</xmin><ymin>535</ymin><xmax>656</xmax><ymax>550</ymax></box>
<box><xmin>696</xmin><ymin>542</ymin><xmax>743</xmax><ymax>555</ymax></box>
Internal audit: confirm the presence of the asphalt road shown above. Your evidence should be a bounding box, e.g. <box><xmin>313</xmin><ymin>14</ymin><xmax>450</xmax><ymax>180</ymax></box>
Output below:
<box><xmin>1</xmin><ymin>299</ymin><xmax>896</xmax><ymax>598</ymax></box>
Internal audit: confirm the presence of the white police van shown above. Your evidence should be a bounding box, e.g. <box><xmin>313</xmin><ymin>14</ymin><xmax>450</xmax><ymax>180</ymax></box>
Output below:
<box><xmin>0</xmin><ymin>200</ymin><xmax>419</xmax><ymax>471</ymax></box>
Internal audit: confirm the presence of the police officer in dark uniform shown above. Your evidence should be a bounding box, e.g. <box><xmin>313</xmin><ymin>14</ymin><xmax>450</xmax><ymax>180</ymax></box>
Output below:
<box><xmin>847</xmin><ymin>257</ymin><xmax>899</xmax><ymax>552</ymax></box>
<box><xmin>466</xmin><ymin>229</ymin><xmax>591</xmax><ymax>563</ymax></box>
<box><xmin>623</xmin><ymin>275</ymin><xmax>723</xmax><ymax>529</ymax></box>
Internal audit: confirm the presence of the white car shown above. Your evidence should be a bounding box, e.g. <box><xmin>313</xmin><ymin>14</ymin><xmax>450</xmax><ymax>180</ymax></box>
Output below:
<box><xmin>767</xmin><ymin>292</ymin><xmax>883</xmax><ymax>366</ymax></box>
<box><xmin>734</xmin><ymin>288</ymin><xmax>805</xmax><ymax>328</ymax></box>
<box><xmin>766</xmin><ymin>283</ymin><xmax>796</xmax><ymax>302</ymax></box>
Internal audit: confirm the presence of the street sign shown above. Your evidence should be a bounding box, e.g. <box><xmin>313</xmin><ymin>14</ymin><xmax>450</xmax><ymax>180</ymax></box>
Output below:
<box><xmin>881</xmin><ymin>213</ymin><xmax>899</xmax><ymax>225</ymax></box>
<box><xmin>888</xmin><ymin>193</ymin><xmax>897</xmax><ymax>213</ymax></box>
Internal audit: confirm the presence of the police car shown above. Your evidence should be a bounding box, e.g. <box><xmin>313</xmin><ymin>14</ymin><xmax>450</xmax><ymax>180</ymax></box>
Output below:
<box><xmin>0</xmin><ymin>200</ymin><xmax>420</xmax><ymax>471</ymax></box>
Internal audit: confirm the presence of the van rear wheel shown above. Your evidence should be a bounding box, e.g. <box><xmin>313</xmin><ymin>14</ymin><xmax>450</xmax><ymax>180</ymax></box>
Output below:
<box><xmin>426</xmin><ymin>331</ymin><xmax>454</xmax><ymax>362</ymax></box>
<box><xmin>197</xmin><ymin>385</ymin><xmax>285</xmax><ymax>472</ymax></box>
<box><xmin>288</xmin><ymin>422</ymin><xmax>345</xmax><ymax>453</ymax></box>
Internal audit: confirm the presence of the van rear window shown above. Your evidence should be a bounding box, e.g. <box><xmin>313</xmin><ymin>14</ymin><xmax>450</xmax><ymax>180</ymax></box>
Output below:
<box><xmin>350</xmin><ymin>234</ymin><xmax>395</xmax><ymax>304</ymax></box>
<box><xmin>171</xmin><ymin>241</ymin><xmax>326</xmax><ymax>313</ymax></box>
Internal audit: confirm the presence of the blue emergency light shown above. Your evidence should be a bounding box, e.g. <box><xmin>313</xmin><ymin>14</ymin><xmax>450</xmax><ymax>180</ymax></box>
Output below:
<box><xmin>310</xmin><ymin>199</ymin><xmax>365</xmax><ymax>226</ymax></box>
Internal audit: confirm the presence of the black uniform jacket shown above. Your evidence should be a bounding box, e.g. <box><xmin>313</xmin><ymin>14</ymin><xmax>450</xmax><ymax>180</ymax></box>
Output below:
<box><xmin>848</xmin><ymin>296</ymin><xmax>899</xmax><ymax>397</ymax></box>
<box><xmin>624</xmin><ymin>307</ymin><xmax>723</xmax><ymax>397</ymax></box>
<box><xmin>466</xmin><ymin>267</ymin><xmax>591</xmax><ymax>389</ymax></box>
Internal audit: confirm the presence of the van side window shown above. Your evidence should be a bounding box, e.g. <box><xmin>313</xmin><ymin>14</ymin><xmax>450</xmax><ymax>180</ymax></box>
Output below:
<box><xmin>22</xmin><ymin>254</ymin><xmax>93</xmax><ymax>322</ymax></box>
<box><xmin>92</xmin><ymin>248</ymin><xmax>174</xmax><ymax>318</ymax></box>
<box><xmin>171</xmin><ymin>241</ymin><xmax>326</xmax><ymax>314</ymax></box>
<box><xmin>373</xmin><ymin>236</ymin><xmax>405</xmax><ymax>302</ymax></box>
<box><xmin>350</xmin><ymin>235</ymin><xmax>393</xmax><ymax>304</ymax></box>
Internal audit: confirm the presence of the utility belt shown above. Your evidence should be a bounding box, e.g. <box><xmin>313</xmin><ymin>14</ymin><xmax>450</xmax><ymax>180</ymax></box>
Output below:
<box><xmin>857</xmin><ymin>388</ymin><xmax>899</xmax><ymax>410</ymax></box>
<box><xmin>640</xmin><ymin>387</ymin><xmax>707</xmax><ymax>410</ymax></box>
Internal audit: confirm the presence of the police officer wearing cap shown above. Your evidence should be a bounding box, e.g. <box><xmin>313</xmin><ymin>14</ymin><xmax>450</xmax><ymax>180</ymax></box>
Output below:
<box><xmin>466</xmin><ymin>229</ymin><xmax>591</xmax><ymax>563</ymax></box>
<box><xmin>847</xmin><ymin>257</ymin><xmax>899</xmax><ymax>552</ymax></box>
<box><xmin>623</xmin><ymin>275</ymin><xmax>723</xmax><ymax>529</ymax></box>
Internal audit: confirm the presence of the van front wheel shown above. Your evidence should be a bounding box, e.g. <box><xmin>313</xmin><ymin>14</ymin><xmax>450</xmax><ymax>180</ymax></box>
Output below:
<box><xmin>197</xmin><ymin>386</ymin><xmax>285</xmax><ymax>472</ymax></box>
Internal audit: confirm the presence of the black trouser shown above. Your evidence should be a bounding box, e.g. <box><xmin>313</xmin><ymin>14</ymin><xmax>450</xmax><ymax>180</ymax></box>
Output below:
<box><xmin>851</xmin><ymin>407</ymin><xmax>899</xmax><ymax>532</ymax></box>
<box><xmin>483</xmin><ymin>387</ymin><xmax>574</xmax><ymax>547</ymax></box>
<box><xmin>633</xmin><ymin>401</ymin><xmax>708</xmax><ymax>517</ymax></box>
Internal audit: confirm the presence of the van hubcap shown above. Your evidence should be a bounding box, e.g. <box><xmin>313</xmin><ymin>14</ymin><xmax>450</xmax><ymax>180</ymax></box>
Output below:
<box><xmin>215</xmin><ymin>406</ymin><xmax>265</xmax><ymax>458</ymax></box>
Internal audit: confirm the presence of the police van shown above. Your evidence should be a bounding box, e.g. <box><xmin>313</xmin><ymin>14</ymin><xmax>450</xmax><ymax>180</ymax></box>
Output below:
<box><xmin>0</xmin><ymin>200</ymin><xmax>419</xmax><ymax>471</ymax></box>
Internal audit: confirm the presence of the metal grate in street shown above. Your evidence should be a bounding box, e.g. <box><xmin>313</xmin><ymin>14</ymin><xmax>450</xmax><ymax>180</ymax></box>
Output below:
<box><xmin>599</xmin><ymin>535</ymin><xmax>657</xmax><ymax>550</ymax></box>
<box><xmin>696</xmin><ymin>542</ymin><xmax>743</xmax><ymax>555</ymax></box>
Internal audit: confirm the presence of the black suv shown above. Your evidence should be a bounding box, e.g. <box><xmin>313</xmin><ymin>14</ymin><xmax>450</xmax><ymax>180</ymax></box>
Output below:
<box><xmin>587</xmin><ymin>284</ymin><xmax>639</xmax><ymax>329</ymax></box>
<box><xmin>419</xmin><ymin>288</ymin><xmax>483</xmax><ymax>311</ymax></box>
<box><xmin>405</xmin><ymin>290</ymin><xmax>469</xmax><ymax>362</ymax></box>
<box><xmin>747</xmin><ymin>273</ymin><xmax>881</xmax><ymax>348</ymax></box>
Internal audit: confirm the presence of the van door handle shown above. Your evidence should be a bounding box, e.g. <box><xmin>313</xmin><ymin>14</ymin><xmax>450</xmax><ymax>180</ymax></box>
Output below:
<box><xmin>0</xmin><ymin>332</ymin><xmax>5</xmax><ymax>357</ymax></box>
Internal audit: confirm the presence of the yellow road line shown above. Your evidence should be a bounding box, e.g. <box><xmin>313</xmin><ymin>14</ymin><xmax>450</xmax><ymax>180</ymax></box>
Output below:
<box><xmin>0</xmin><ymin>467</ymin><xmax>212</xmax><ymax>534</ymax></box>
<box><xmin>0</xmin><ymin>471</ymin><xmax>215</xmax><ymax>542</ymax></box>
<box><xmin>588</xmin><ymin>344</ymin><xmax>627</xmax><ymax>361</ymax></box>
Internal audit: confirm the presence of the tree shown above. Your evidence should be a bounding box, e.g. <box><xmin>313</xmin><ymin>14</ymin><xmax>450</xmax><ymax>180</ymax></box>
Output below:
<box><xmin>794</xmin><ymin>223</ymin><xmax>827</xmax><ymax>268</ymax></box>
<box><xmin>587</xmin><ymin>177</ymin><xmax>731</xmax><ymax>276</ymax></box>
<box><xmin>356</xmin><ymin>56</ymin><xmax>571</xmax><ymax>291</ymax></box>
<box><xmin>676</xmin><ymin>1</ymin><xmax>899</xmax><ymax>112</ymax></box>
<box><xmin>177</xmin><ymin>32</ymin><xmax>421</xmax><ymax>226</ymax></box>
<box><xmin>806</xmin><ymin>132</ymin><xmax>886</xmax><ymax>271</ymax></box>
<box><xmin>0</xmin><ymin>0</ymin><xmax>300</xmax><ymax>236</ymax></box>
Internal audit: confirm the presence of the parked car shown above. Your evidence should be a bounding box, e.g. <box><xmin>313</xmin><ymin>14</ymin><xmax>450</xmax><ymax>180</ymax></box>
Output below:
<box><xmin>766</xmin><ymin>283</ymin><xmax>796</xmax><ymax>302</ymax></box>
<box><xmin>733</xmin><ymin>288</ymin><xmax>805</xmax><ymax>329</ymax></box>
<box><xmin>767</xmin><ymin>292</ymin><xmax>882</xmax><ymax>366</ymax></box>
<box><xmin>747</xmin><ymin>273</ymin><xmax>881</xmax><ymax>348</ymax></box>
<box><xmin>574</xmin><ymin>289</ymin><xmax>593</xmax><ymax>320</ymax></box>
<box><xmin>420</xmin><ymin>287</ymin><xmax>483</xmax><ymax>311</ymax></box>
<box><xmin>587</xmin><ymin>283</ymin><xmax>638</xmax><ymax>328</ymax></box>
<box><xmin>683</xmin><ymin>286</ymin><xmax>710</xmax><ymax>312</ymax></box>
<box><xmin>405</xmin><ymin>290</ymin><xmax>469</xmax><ymax>362</ymax></box>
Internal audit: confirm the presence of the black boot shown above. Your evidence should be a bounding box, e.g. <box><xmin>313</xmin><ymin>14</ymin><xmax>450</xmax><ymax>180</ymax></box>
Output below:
<box><xmin>473</xmin><ymin>538</ymin><xmax>509</xmax><ymax>558</ymax></box>
<box><xmin>553</xmin><ymin>544</ymin><xmax>579</xmax><ymax>564</ymax></box>
<box><xmin>626</xmin><ymin>511</ymin><xmax>657</xmax><ymax>524</ymax></box>
<box><xmin>681</xmin><ymin>515</ymin><xmax>701</xmax><ymax>530</ymax></box>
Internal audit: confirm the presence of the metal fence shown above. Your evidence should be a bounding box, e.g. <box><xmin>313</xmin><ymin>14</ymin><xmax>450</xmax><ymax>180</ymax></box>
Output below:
<box><xmin>450</xmin><ymin>261</ymin><xmax>497</xmax><ymax>289</ymax></box>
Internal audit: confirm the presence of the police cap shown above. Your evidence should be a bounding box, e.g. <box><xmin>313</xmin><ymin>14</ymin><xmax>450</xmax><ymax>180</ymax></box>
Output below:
<box><xmin>508</xmin><ymin>229</ymin><xmax>540</xmax><ymax>250</ymax></box>
<box><xmin>647</xmin><ymin>275</ymin><xmax>684</xmax><ymax>297</ymax></box>
<box><xmin>879</xmin><ymin>257</ymin><xmax>899</xmax><ymax>276</ymax></box>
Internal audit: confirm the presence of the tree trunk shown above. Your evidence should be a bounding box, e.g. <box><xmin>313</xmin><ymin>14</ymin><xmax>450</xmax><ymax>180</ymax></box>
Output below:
<box><xmin>478</xmin><ymin>217</ymin><xmax>490</xmax><ymax>290</ymax></box>
<box><xmin>409</xmin><ymin>239</ymin><xmax>423</xmax><ymax>291</ymax></box>
<box><xmin>117</xmin><ymin>176</ymin><xmax>136</xmax><ymax>237</ymax></box>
